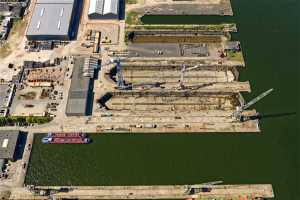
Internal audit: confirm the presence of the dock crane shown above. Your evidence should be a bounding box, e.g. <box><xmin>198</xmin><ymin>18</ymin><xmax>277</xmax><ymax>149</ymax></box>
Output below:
<box><xmin>179</xmin><ymin>65</ymin><xmax>186</xmax><ymax>89</ymax></box>
<box><xmin>110</xmin><ymin>57</ymin><xmax>126</xmax><ymax>89</ymax></box>
<box><xmin>232</xmin><ymin>88</ymin><xmax>274</xmax><ymax>121</ymax></box>
<box><xmin>125</xmin><ymin>82</ymin><xmax>165</xmax><ymax>90</ymax></box>
<box><xmin>185</xmin><ymin>181</ymin><xmax>223</xmax><ymax>194</ymax></box>
<box><xmin>110</xmin><ymin>57</ymin><xmax>165</xmax><ymax>90</ymax></box>
<box><xmin>179</xmin><ymin>64</ymin><xmax>204</xmax><ymax>90</ymax></box>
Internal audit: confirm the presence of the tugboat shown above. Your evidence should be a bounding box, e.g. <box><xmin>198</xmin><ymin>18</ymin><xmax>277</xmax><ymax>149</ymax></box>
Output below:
<box><xmin>42</xmin><ymin>132</ymin><xmax>91</xmax><ymax>144</ymax></box>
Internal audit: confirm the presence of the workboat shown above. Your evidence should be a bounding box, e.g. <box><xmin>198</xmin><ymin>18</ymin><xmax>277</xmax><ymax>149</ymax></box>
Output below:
<box><xmin>41</xmin><ymin>132</ymin><xmax>91</xmax><ymax>144</ymax></box>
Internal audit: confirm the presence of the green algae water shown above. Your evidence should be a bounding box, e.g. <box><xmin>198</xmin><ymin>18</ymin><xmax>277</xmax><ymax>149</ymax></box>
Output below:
<box><xmin>25</xmin><ymin>0</ymin><xmax>299</xmax><ymax>199</ymax></box>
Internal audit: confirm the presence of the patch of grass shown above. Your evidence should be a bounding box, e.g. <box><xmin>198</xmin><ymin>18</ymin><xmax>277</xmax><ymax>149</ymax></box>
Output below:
<box><xmin>126</xmin><ymin>23</ymin><xmax>236</xmax><ymax>32</ymax></box>
<box><xmin>126</xmin><ymin>11</ymin><xmax>143</xmax><ymax>25</ymax></box>
<box><xmin>20</xmin><ymin>91</ymin><xmax>37</xmax><ymax>100</ymax></box>
<box><xmin>10</xmin><ymin>19</ymin><xmax>26</xmax><ymax>34</ymax></box>
<box><xmin>0</xmin><ymin>116</ymin><xmax>53</xmax><ymax>126</ymax></box>
<box><xmin>227</xmin><ymin>51</ymin><xmax>244</xmax><ymax>62</ymax></box>
<box><xmin>126</xmin><ymin>0</ymin><xmax>137</xmax><ymax>4</ymax></box>
<box><xmin>0</xmin><ymin>42</ymin><xmax>11</xmax><ymax>58</ymax></box>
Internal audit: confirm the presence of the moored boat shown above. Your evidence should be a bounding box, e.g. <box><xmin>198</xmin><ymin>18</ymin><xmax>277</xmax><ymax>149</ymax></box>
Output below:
<box><xmin>41</xmin><ymin>132</ymin><xmax>91</xmax><ymax>144</ymax></box>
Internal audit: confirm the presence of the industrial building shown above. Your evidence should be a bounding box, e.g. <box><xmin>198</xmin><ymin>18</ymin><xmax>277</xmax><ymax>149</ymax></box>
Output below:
<box><xmin>0</xmin><ymin>17</ymin><xmax>12</xmax><ymax>40</ymax></box>
<box><xmin>0</xmin><ymin>130</ymin><xmax>20</xmax><ymax>161</ymax></box>
<box><xmin>224</xmin><ymin>41</ymin><xmax>241</xmax><ymax>51</ymax></box>
<box><xmin>65</xmin><ymin>57</ymin><xmax>93</xmax><ymax>116</ymax></box>
<box><xmin>0</xmin><ymin>83</ymin><xmax>14</xmax><ymax>117</ymax></box>
<box><xmin>88</xmin><ymin>0</ymin><xmax>119</xmax><ymax>19</ymax></box>
<box><xmin>26</xmin><ymin>0</ymin><xmax>77</xmax><ymax>40</ymax></box>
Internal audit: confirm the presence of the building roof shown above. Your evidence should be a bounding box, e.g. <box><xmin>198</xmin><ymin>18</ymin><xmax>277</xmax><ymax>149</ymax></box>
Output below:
<box><xmin>0</xmin><ymin>84</ymin><xmax>10</xmax><ymax>109</ymax></box>
<box><xmin>0</xmin><ymin>130</ymin><xmax>19</xmax><ymax>159</ymax></box>
<box><xmin>65</xmin><ymin>57</ymin><xmax>91</xmax><ymax>116</ymax></box>
<box><xmin>11</xmin><ymin>5</ymin><xmax>23</xmax><ymax>18</ymax></box>
<box><xmin>37</xmin><ymin>0</ymin><xmax>74</xmax><ymax>4</ymax></box>
<box><xmin>88</xmin><ymin>0</ymin><xmax>119</xmax><ymax>15</ymax></box>
<box><xmin>0</xmin><ymin>159</ymin><xmax>5</xmax><ymax>169</ymax></box>
<box><xmin>26</xmin><ymin>0</ymin><xmax>75</xmax><ymax>37</ymax></box>
<box><xmin>0</xmin><ymin>4</ymin><xmax>10</xmax><ymax>12</ymax></box>
<box><xmin>224</xmin><ymin>41</ymin><xmax>240</xmax><ymax>50</ymax></box>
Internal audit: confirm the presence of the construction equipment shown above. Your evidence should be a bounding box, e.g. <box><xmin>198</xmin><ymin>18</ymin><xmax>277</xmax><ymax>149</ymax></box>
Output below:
<box><xmin>232</xmin><ymin>88</ymin><xmax>274</xmax><ymax>121</ymax></box>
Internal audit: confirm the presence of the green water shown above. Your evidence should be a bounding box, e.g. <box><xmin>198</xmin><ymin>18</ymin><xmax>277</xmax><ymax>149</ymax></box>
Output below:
<box><xmin>25</xmin><ymin>0</ymin><xmax>299</xmax><ymax>199</ymax></box>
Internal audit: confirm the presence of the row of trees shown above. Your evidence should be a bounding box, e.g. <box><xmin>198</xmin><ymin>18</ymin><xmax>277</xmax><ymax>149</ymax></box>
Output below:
<box><xmin>0</xmin><ymin>116</ymin><xmax>52</xmax><ymax>126</ymax></box>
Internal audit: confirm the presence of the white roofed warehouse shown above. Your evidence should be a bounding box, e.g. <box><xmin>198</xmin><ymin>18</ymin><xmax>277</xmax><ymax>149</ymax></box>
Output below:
<box><xmin>88</xmin><ymin>0</ymin><xmax>119</xmax><ymax>19</ymax></box>
<box><xmin>26</xmin><ymin>0</ymin><xmax>78</xmax><ymax>40</ymax></box>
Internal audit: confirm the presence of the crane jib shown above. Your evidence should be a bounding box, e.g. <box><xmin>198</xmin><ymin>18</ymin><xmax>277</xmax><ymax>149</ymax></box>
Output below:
<box><xmin>241</xmin><ymin>88</ymin><xmax>274</xmax><ymax>111</ymax></box>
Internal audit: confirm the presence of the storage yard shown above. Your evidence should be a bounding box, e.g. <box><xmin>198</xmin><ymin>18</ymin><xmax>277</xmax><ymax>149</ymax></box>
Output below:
<box><xmin>9</xmin><ymin>58</ymin><xmax>71</xmax><ymax>118</ymax></box>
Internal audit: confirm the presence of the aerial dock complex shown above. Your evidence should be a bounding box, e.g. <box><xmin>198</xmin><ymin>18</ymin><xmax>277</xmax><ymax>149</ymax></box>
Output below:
<box><xmin>0</xmin><ymin>0</ymin><xmax>274</xmax><ymax>134</ymax></box>
<box><xmin>0</xmin><ymin>0</ymin><xmax>275</xmax><ymax>199</ymax></box>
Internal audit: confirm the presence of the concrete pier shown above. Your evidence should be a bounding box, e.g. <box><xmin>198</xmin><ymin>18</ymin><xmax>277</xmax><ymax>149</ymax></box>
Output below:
<box><xmin>32</xmin><ymin>184</ymin><xmax>274</xmax><ymax>199</ymax></box>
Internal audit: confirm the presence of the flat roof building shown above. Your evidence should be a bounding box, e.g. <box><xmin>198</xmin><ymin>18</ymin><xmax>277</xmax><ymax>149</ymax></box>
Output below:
<box><xmin>0</xmin><ymin>130</ymin><xmax>20</xmax><ymax>160</ymax></box>
<box><xmin>26</xmin><ymin>0</ymin><xmax>77</xmax><ymax>40</ymax></box>
<box><xmin>65</xmin><ymin>57</ymin><xmax>93</xmax><ymax>116</ymax></box>
<box><xmin>0</xmin><ymin>83</ymin><xmax>11</xmax><ymax>117</ymax></box>
<box><xmin>88</xmin><ymin>0</ymin><xmax>119</xmax><ymax>19</ymax></box>
<box><xmin>224</xmin><ymin>41</ymin><xmax>241</xmax><ymax>51</ymax></box>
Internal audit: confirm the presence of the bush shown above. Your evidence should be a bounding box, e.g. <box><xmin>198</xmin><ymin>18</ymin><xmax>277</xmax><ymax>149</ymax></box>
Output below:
<box><xmin>126</xmin><ymin>11</ymin><xmax>142</xmax><ymax>25</ymax></box>
<box><xmin>0</xmin><ymin>116</ymin><xmax>52</xmax><ymax>126</ymax></box>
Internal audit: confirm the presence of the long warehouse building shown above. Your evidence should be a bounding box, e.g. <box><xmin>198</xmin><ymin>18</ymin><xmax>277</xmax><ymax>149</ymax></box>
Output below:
<box><xmin>65</xmin><ymin>57</ymin><xmax>93</xmax><ymax>116</ymax></box>
<box><xmin>26</xmin><ymin>0</ymin><xmax>77</xmax><ymax>40</ymax></box>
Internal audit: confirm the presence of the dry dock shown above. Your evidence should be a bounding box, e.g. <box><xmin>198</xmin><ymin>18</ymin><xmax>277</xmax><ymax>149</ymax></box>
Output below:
<box><xmin>91</xmin><ymin>55</ymin><xmax>260</xmax><ymax>133</ymax></box>
<box><xmin>30</xmin><ymin>184</ymin><xmax>274</xmax><ymax>199</ymax></box>
<box><xmin>93</xmin><ymin>22</ymin><xmax>262</xmax><ymax>133</ymax></box>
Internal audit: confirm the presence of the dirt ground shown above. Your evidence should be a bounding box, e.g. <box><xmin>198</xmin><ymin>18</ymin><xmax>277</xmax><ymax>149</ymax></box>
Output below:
<box><xmin>0</xmin><ymin>19</ymin><xmax>28</xmax><ymax>80</ymax></box>
<box><xmin>126</xmin><ymin>0</ymin><xmax>232</xmax><ymax>16</ymax></box>
<box><xmin>0</xmin><ymin>19</ymin><xmax>27</xmax><ymax>59</ymax></box>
